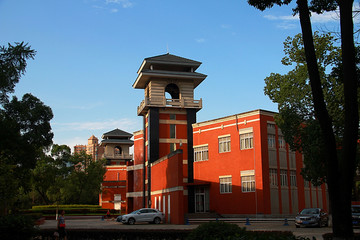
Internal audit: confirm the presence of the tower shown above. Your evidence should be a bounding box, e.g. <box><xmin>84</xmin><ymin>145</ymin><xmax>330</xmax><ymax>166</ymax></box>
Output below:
<box><xmin>132</xmin><ymin>53</ymin><xmax>206</xmax><ymax>219</ymax></box>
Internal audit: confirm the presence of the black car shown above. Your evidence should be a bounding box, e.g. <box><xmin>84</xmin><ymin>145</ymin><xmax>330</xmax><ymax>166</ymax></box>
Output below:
<box><xmin>352</xmin><ymin>205</ymin><xmax>360</xmax><ymax>226</ymax></box>
<box><xmin>295</xmin><ymin>208</ymin><xmax>329</xmax><ymax>228</ymax></box>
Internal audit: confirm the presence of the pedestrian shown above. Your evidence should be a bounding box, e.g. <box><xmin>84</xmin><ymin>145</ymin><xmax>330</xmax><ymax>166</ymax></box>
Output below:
<box><xmin>106</xmin><ymin>209</ymin><xmax>111</xmax><ymax>220</ymax></box>
<box><xmin>56</xmin><ymin>210</ymin><xmax>67</xmax><ymax>240</ymax></box>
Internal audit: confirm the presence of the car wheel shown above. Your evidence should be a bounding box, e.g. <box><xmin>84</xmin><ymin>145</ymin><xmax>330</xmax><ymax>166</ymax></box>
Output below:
<box><xmin>128</xmin><ymin>218</ymin><xmax>135</xmax><ymax>225</ymax></box>
<box><xmin>295</xmin><ymin>225</ymin><xmax>300</xmax><ymax>228</ymax></box>
<box><xmin>318</xmin><ymin>220</ymin><xmax>322</xmax><ymax>228</ymax></box>
<box><xmin>154</xmin><ymin>217</ymin><xmax>161</xmax><ymax>224</ymax></box>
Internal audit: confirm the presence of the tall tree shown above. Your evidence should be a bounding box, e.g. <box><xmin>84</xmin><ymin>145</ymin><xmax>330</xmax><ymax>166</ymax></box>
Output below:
<box><xmin>0</xmin><ymin>42</ymin><xmax>53</xmax><ymax>214</ymax></box>
<box><xmin>248</xmin><ymin>0</ymin><xmax>358</xmax><ymax>238</ymax></box>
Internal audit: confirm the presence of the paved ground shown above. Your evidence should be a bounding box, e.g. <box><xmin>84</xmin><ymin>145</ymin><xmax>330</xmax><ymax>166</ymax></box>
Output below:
<box><xmin>39</xmin><ymin>217</ymin><xmax>360</xmax><ymax>240</ymax></box>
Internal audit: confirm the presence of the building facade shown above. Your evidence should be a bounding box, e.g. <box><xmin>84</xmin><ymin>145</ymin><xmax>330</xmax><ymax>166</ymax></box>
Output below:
<box><xmin>124</xmin><ymin>53</ymin><xmax>328</xmax><ymax>224</ymax></box>
<box><xmin>99</xmin><ymin>129</ymin><xmax>134</xmax><ymax>211</ymax></box>
<box><xmin>192</xmin><ymin>110</ymin><xmax>328</xmax><ymax>216</ymax></box>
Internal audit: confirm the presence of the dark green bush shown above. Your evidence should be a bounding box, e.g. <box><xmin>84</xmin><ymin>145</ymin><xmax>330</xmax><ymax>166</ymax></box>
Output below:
<box><xmin>0</xmin><ymin>215</ymin><xmax>37</xmax><ymax>240</ymax></box>
<box><xmin>186</xmin><ymin>221</ymin><xmax>246</xmax><ymax>240</ymax></box>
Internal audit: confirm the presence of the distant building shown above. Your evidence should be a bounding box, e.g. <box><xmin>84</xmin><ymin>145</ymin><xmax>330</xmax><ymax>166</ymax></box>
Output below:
<box><xmin>99</xmin><ymin>129</ymin><xmax>134</xmax><ymax>211</ymax></box>
<box><xmin>73</xmin><ymin>135</ymin><xmax>100</xmax><ymax>161</ymax></box>
<box><xmin>74</xmin><ymin>144</ymin><xmax>86</xmax><ymax>155</ymax></box>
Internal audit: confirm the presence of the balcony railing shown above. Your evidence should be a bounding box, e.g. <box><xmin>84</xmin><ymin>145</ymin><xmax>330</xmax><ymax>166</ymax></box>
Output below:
<box><xmin>103</xmin><ymin>153</ymin><xmax>133</xmax><ymax>160</ymax></box>
<box><xmin>137</xmin><ymin>97</ymin><xmax>202</xmax><ymax>115</ymax></box>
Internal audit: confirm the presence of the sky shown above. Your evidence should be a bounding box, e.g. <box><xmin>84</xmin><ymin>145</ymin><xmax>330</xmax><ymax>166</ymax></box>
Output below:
<box><xmin>0</xmin><ymin>0</ymin><xmax>342</xmax><ymax>150</ymax></box>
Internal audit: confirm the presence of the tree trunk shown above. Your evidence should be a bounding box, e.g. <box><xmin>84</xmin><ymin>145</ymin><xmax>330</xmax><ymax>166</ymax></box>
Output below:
<box><xmin>297</xmin><ymin>0</ymin><xmax>353</xmax><ymax>238</ymax></box>
<box><xmin>338</xmin><ymin>0</ymin><xmax>359</xmax><ymax>238</ymax></box>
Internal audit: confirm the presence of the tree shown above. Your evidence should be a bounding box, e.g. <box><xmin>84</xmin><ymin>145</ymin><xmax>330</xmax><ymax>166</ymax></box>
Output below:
<box><xmin>248</xmin><ymin>0</ymin><xmax>358</xmax><ymax>238</ymax></box>
<box><xmin>31</xmin><ymin>145</ymin><xmax>71</xmax><ymax>205</ymax></box>
<box><xmin>0</xmin><ymin>42</ymin><xmax>53</xmax><ymax>214</ymax></box>
<box><xmin>0</xmin><ymin>42</ymin><xmax>35</xmax><ymax>105</ymax></box>
<box><xmin>264</xmin><ymin>32</ymin><xmax>346</xmax><ymax>184</ymax></box>
<box><xmin>62</xmin><ymin>152</ymin><xmax>106</xmax><ymax>204</ymax></box>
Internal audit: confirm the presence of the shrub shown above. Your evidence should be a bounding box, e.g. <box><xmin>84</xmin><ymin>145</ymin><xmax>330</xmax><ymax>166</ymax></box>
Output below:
<box><xmin>186</xmin><ymin>221</ymin><xmax>246</xmax><ymax>240</ymax></box>
<box><xmin>0</xmin><ymin>215</ymin><xmax>37</xmax><ymax>240</ymax></box>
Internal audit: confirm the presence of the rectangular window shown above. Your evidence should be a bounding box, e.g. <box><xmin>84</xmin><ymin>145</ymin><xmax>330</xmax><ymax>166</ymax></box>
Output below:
<box><xmin>278</xmin><ymin>135</ymin><xmax>286</xmax><ymax>149</ymax></box>
<box><xmin>240</xmin><ymin>132</ymin><xmax>253</xmax><ymax>150</ymax></box>
<box><xmin>241</xmin><ymin>175</ymin><xmax>255</xmax><ymax>192</ymax></box>
<box><xmin>268</xmin><ymin>134</ymin><xmax>276</xmax><ymax>148</ymax></box>
<box><xmin>290</xmin><ymin>170</ymin><xmax>297</xmax><ymax>187</ymax></box>
<box><xmin>219</xmin><ymin>176</ymin><xmax>232</xmax><ymax>193</ymax></box>
<box><xmin>219</xmin><ymin>136</ymin><xmax>231</xmax><ymax>153</ymax></box>
<box><xmin>194</xmin><ymin>145</ymin><xmax>209</xmax><ymax>162</ymax></box>
<box><xmin>267</xmin><ymin>123</ymin><xmax>275</xmax><ymax>129</ymax></box>
<box><xmin>170</xmin><ymin>124</ymin><xmax>176</xmax><ymax>138</ymax></box>
<box><xmin>170</xmin><ymin>114</ymin><xmax>176</xmax><ymax>120</ymax></box>
<box><xmin>280</xmin><ymin>169</ymin><xmax>288</xmax><ymax>186</ymax></box>
<box><xmin>269</xmin><ymin>168</ymin><xmax>278</xmax><ymax>186</ymax></box>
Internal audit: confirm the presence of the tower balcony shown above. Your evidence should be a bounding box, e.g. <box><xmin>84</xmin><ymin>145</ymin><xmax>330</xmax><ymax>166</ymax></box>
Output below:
<box><xmin>103</xmin><ymin>153</ymin><xmax>133</xmax><ymax>160</ymax></box>
<box><xmin>137</xmin><ymin>97</ymin><xmax>202</xmax><ymax>115</ymax></box>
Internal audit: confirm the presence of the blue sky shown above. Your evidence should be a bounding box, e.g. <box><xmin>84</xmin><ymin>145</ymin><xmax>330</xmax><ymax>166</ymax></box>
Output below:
<box><xmin>0</xmin><ymin>0</ymin><xmax>341</xmax><ymax>150</ymax></box>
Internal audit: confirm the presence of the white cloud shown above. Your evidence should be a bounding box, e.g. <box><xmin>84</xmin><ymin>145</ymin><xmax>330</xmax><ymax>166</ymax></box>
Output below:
<box><xmin>221</xmin><ymin>24</ymin><xmax>231</xmax><ymax>29</ymax></box>
<box><xmin>110</xmin><ymin>8</ymin><xmax>119</xmax><ymax>13</ymax></box>
<box><xmin>52</xmin><ymin>118</ymin><xmax>141</xmax><ymax>132</ymax></box>
<box><xmin>195</xmin><ymin>38</ymin><xmax>205</xmax><ymax>43</ymax></box>
<box><xmin>264</xmin><ymin>10</ymin><xmax>339</xmax><ymax>29</ymax></box>
<box><xmin>105</xmin><ymin>0</ymin><xmax>133</xmax><ymax>8</ymax></box>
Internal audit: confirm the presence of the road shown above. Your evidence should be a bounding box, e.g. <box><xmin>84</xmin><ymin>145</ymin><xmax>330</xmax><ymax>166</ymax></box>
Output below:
<box><xmin>39</xmin><ymin>217</ymin><xmax>360</xmax><ymax>240</ymax></box>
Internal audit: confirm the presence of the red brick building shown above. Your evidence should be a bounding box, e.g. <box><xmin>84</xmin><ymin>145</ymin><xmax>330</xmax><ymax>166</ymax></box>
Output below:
<box><xmin>99</xmin><ymin>129</ymin><xmax>133</xmax><ymax>211</ymax></box>
<box><xmin>192</xmin><ymin>110</ymin><xmax>328</xmax><ymax>216</ymax></box>
<box><xmin>112</xmin><ymin>53</ymin><xmax>328</xmax><ymax>223</ymax></box>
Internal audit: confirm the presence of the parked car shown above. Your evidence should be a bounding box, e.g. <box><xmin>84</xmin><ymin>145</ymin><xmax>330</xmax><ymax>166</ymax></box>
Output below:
<box><xmin>121</xmin><ymin>208</ymin><xmax>165</xmax><ymax>225</ymax></box>
<box><xmin>352</xmin><ymin>205</ymin><xmax>360</xmax><ymax>226</ymax></box>
<box><xmin>295</xmin><ymin>208</ymin><xmax>329</xmax><ymax>228</ymax></box>
<box><xmin>116</xmin><ymin>215</ymin><xmax>122</xmax><ymax>222</ymax></box>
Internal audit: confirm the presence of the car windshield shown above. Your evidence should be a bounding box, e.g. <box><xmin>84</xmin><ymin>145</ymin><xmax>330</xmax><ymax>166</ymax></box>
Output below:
<box><xmin>130</xmin><ymin>210</ymin><xmax>140</xmax><ymax>214</ymax></box>
<box><xmin>300</xmin><ymin>208</ymin><xmax>319</xmax><ymax>214</ymax></box>
<box><xmin>352</xmin><ymin>206</ymin><xmax>360</xmax><ymax>213</ymax></box>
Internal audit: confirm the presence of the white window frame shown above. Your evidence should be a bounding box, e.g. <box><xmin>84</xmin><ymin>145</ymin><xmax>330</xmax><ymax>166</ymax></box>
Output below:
<box><xmin>268</xmin><ymin>134</ymin><xmax>276</xmax><ymax>148</ymax></box>
<box><xmin>269</xmin><ymin>168</ymin><xmax>278</xmax><ymax>186</ymax></box>
<box><xmin>194</xmin><ymin>145</ymin><xmax>209</xmax><ymax>162</ymax></box>
<box><xmin>218</xmin><ymin>135</ymin><xmax>231</xmax><ymax>153</ymax></box>
<box><xmin>280</xmin><ymin>169</ymin><xmax>288</xmax><ymax>186</ymax></box>
<box><xmin>219</xmin><ymin>176</ymin><xmax>232</xmax><ymax>193</ymax></box>
<box><xmin>240</xmin><ymin>132</ymin><xmax>253</xmax><ymax>150</ymax></box>
<box><xmin>278</xmin><ymin>135</ymin><xmax>286</xmax><ymax>149</ymax></box>
<box><xmin>241</xmin><ymin>170</ymin><xmax>255</xmax><ymax>193</ymax></box>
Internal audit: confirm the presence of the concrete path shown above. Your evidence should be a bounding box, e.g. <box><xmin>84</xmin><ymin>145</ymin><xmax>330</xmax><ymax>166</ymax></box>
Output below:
<box><xmin>39</xmin><ymin>218</ymin><xmax>360</xmax><ymax>240</ymax></box>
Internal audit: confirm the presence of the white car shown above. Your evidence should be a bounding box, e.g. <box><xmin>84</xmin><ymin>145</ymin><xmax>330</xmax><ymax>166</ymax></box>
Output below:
<box><xmin>121</xmin><ymin>208</ymin><xmax>165</xmax><ymax>225</ymax></box>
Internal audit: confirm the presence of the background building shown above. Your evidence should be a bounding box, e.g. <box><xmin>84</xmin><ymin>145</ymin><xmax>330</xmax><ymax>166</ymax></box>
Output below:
<box><xmin>74</xmin><ymin>135</ymin><xmax>100</xmax><ymax>161</ymax></box>
<box><xmin>99</xmin><ymin>129</ymin><xmax>134</xmax><ymax>211</ymax></box>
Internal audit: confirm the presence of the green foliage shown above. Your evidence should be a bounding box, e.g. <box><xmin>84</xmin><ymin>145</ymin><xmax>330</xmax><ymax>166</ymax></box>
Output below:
<box><xmin>0</xmin><ymin>42</ymin><xmax>54</xmax><ymax>215</ymax></box>
<box><xmin>186</xmin><ymin>221</ymin><xmax>246</xmax><ymax>240</ymax></box>
<box><xmin>32</xmin><ymin>204</ymin><xmax>101</xmax><ymax>210</ymax></box>
<box><xmin>247</xmin><ymin>0</ymin><xmax>337</xmax><ymax>13</ymax></box>
<box><xmin>0</xmin><ymin>42</ymin><xmax>36</xmax><ymax>104</ymax></box>
<box><xmin>263</xmin><ymin>32</ymin><xmax>358</xmax><ymax>185</ymax></box>
<box><xmin>186</xmin><ymin>221</ymin><xmax>310</xmax><ymax>240</ymax></box>
<box><xmin>31</xmin><ymin>146</ymin><xmax>107</xmax><ymax>205</ymax></box>
<box><xmin>0</xmin><ymin>214</ymin><xmax>37</xmax><ymax>240</ymax></box>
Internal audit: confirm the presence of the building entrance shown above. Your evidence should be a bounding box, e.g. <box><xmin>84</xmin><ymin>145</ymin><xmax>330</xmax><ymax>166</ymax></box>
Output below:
<box><xmin>195</xmin><ymin>187</ymin><xmax>209</xmax><ymax>213</ymax></box>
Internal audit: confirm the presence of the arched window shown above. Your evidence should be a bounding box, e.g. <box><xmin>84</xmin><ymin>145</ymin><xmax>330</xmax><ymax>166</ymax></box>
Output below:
<box><xmin>114</xmin><ymin>146</ymin><xmax>122</xmax><ymax>156</ymax></box>
<box><xmin>165</xmin><ymin>83</ymin><xmax>180</xmax><ymax>99</ymax></box>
